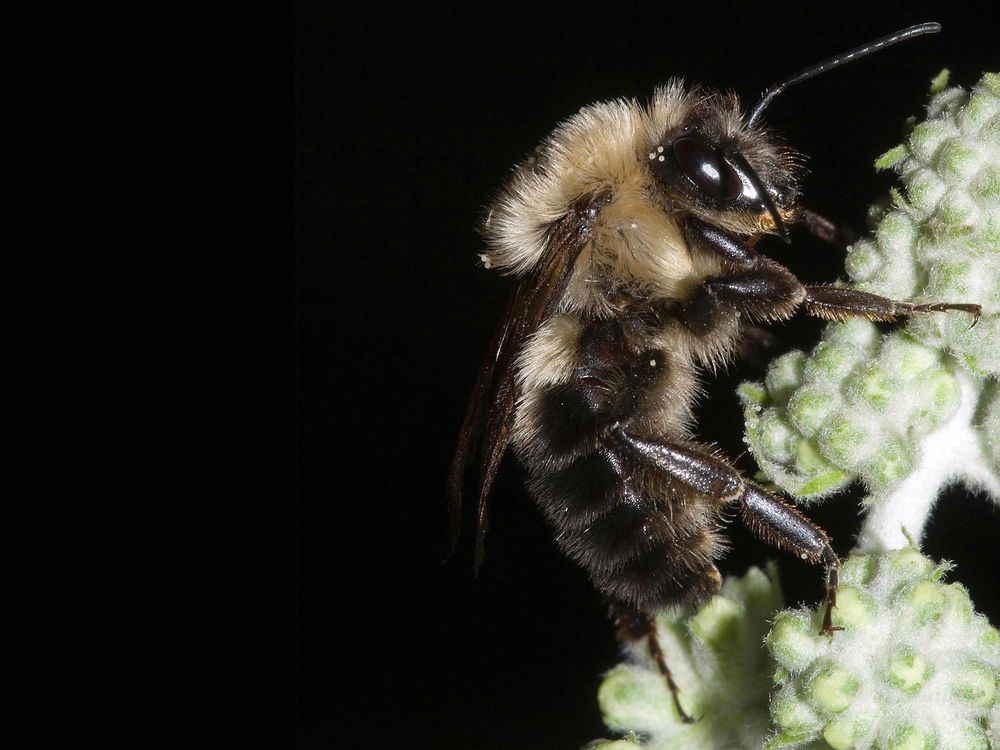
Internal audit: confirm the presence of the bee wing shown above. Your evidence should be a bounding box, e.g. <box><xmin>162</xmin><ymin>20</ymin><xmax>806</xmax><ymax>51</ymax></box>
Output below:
<box><xmin>447</xmin><ymin>207</ymin><xmax>592</xmax><ymax>572</ymax></box>
<box><xmin>444</xmin><ymin>290</ymin><xmax>515</xmax><ymax>568</ymax></box>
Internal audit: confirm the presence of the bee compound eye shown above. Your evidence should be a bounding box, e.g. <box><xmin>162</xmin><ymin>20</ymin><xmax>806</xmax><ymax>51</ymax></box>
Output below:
<box><xmin>671</xmin><ymin>136</ymin><xmax>743</xmax><ymax>202</ymax></box>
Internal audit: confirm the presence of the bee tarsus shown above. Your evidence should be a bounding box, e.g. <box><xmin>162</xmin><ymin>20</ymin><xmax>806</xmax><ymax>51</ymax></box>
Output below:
<box><xmin>612</xmin><ymin>603</ymin><xmax>698</xmax><ymax>724</ymax></box>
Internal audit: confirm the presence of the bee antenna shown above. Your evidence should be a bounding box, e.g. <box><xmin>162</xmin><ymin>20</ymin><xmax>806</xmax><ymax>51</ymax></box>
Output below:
<box><xmin>746</xmin><ymin>22</ymin><xmax>941</xmax><ymax>128</ymax></box>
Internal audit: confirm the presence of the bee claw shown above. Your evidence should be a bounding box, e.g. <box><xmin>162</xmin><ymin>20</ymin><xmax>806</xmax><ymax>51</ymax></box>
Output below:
<box><xmin>670</xmin><ymin>694</ymin><xmax>698</xmax><ymax>724</ymax></box>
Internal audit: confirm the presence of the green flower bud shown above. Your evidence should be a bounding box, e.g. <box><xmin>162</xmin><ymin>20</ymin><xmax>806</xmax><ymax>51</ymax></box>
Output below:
<box><xmin>826</xmin><ymin>319</ymin><xmax>880</xmax><ymax>350</ymax></box>
<box><xmin>903</xmin><ymin>580</ymin><xmax>947</xmax><ymax>626</ymax></box>
<box><xmin>938</xmin><ymin>141</ymin><xmax>980</xmax><ymax>186</ymax></box>
<box><xmin>818</xmin><ymin>415</ymin><xmax>872</xmax><ymax>469</ymax></box>
<box><xmin>830</xmin><ymin>585</ymin><xmax>877</xmax><ymax>631</ymax></box>
<box><xmin>882</xmin><ymin>547</ymin><xmax>935</xmax><ymax>582</ymax></box>
<box><xmin>887</xmin><ymin>724</ymin><xmax>934</xmax><ymax>750</ymax></box>
<box><xmin>911</xmin><ymin>369</ymin><xmax>961</xmax><ymax>433</ymax></box>
<box><xmin>689</xmin><ymin>596</ymin><xmax>742</xmax><ymax>658</ymax></box>
<box><xmin>882</xmin><ymin>336</ymin><xmax>939</xmax><ymax>381</ymax></box>
<box><xmin>804</xmin><ymin>341</ymin><xmax>865</xmax><ymax>383</ymax></box>
<box><xmin>756</xmin><ymin>411</ymin><xmax>796</xmax><ymax>463</ymax></box>
<box><xmin>936</xmin><ymin>139</ymin><xmax>980</xmax><ymax>184</ymax></box>
<box><xmin>936</xmin><ymin>188</ymin><xmax>980</xmax><ymax>227</ymax></box>
<box><xmin>598</xmin><ymin>666</ymin><xmax>670</xmax><ymax>734</ymax></box>
<box><xmin>845</xmin><ymin>240</ymin><xmax>884</xmax><ymax>281</ymax></box>
<box><xmin>862</xmin><ymin>437</ymin><xmax>914</xmax><ymax>489</ymax></box>
<box><xmin>787</xmin><ymin>387</ymin><xmax>837</xmax><ymax>437</ymax></box>
<box><xmin>771</xmin><ymin>685</ymin><xmax>823</xmax><ymax>734</ymax></box>
<box><xmin>823</xmin><ymin>717</ymin><xmax>867</xmax><ymax>750</ymax></box>
<box><xmin>738</xmin><ymin>381</ymin><xmax>768</xmax><ymax>407</ymax></box>
<box><xmin>974</xmin><ymin>164</ymin><xmax>1000</xmax><ymax>201</ymax></box>
<box><xmin>909</xmin><ymin>119</ymin><xmax>951</xmax><ymax>162</ymax></box>
<box><xmin>856</xmin><ymin>365</ymin><xmax>898</xmax><ymax>411</ymax></box>
<box><xmin>839</xmin><ymin>553</ymin><xmax>879</xmax><ymax>586</ymax></box>
<box><xmin>766</xmin><ymin>351</ymin><xmax>807</xmax><ymax>404</ymax></box>
<box><xmin>807</xmin><ymin>663</ymin><xmax>861</xmax><ymax>713</ymax></box>
<box><xmin>885</xmin><ymin>646</ymin><xmax>933</xmax><ymax>694</ymax></box>
<box><xmin>876</xmin><ymin>210</ymin><xmax>917</xmax><ymax>256</ymax></box>
<box><xmin>768</xmin><ymin>610</ymin><xmax>820</xmax><ymax>672</ymax></box>
<box><xmin>951</xmin><ymin>660</ymin><xmax>997</xmax><ymax>707</ymax></box>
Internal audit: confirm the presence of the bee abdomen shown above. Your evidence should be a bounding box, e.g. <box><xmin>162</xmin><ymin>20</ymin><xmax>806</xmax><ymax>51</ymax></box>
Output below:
<box><xmin>535</xmin><ymin>382</ymin><xmax>608</xmax><ymax>457</ymax></box>
<box><xmin>530</xmin><ymin>447</ymin><xmax>724</xmax><ymax>611</ymax></box>
<box><xmin>515</xmin><ymin>315</ymin><xmax>725</xmax><ymax>611</ymax></box>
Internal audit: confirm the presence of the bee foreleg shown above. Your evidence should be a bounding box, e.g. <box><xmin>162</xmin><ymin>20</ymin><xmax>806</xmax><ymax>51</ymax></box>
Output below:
<box><xmin>610</xmin><ymin>602</ymin><xmax>697</xmax><ymax>724</ymax></box>
<box><xmin>804</xmin><ymin>285</ymin><xmax>981</xmax><ymax>327</ymax></box>
<box><xmin>797</xmin><ymin>207</ymin><xmax>855</xmax><ymax>248</ymax></box>
<box><xmin>612</xmin><ymin>430</ymin><xmax>840</xmax><ymax>635</ymax></box>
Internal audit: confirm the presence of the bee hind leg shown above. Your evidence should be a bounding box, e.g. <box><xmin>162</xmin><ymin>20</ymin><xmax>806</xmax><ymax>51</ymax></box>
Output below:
<box><xmin>738</xmin><ymin>483</ymin><xmax>841</xmax><ymax>636</ymax></box>
<box><xmin>611</xmin><ymin>429</ymin><xmax>841</xmax><ymax>636</ymax></box>
<box><xmin>611</xmin><ymin>602</ymin><xmax>699</xmax><ymax>724</ymax></box>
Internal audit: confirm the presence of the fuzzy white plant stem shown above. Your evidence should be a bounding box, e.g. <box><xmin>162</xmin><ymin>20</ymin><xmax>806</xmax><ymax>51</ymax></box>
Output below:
<box><xmin>858</xmin><ymin>371</ymin><xmax>1000</xmax><ymax>551</ymax></box>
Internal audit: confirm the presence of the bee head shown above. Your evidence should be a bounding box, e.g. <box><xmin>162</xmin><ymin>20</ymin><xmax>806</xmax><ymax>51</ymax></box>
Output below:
<box><xmin>651</xmin><ymin>22</ymin><xmax>942</xmax><ymax>243</ymax></box>
<box><xmin>649</xmin><ymin>91</ymin><xmax>801</xmax><ymax>241</ymax></box>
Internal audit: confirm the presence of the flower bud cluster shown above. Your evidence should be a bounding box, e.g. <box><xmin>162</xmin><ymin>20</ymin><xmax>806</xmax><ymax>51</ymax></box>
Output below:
<box><xmin>740</xmin><ymin>321</ymin><xmax>964</xmax><ymax>499</ymax></box>
<box><xmin>740</xmin><ymin>73</ymin><xmax>999</xmax><ymax>512</ymax></box>
<box><xmin>766</xmin><ymin>550</ymin><xmax>1000</xmax><ymax>750</ymax></box>
<box><xmin>854</xmin><ymin>72</ymin><xmax>1000</xmax><ymax>377</ymax></box>
<box><xmin>588</xmin><ymin>566</ymin><xmax>782</xmax><ymax>750</ymax></box>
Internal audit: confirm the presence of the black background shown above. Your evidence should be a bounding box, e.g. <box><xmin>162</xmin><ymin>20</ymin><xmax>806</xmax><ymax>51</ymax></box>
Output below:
<box><xmin>295</xmin><ymin>3</ymin><xmax>997</xmax><ymax>747</ymax></box>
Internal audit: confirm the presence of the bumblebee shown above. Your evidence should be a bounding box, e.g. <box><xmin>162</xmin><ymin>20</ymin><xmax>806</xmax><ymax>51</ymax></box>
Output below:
<box><xmin>448</xmin><ymin>23</ymin><xmax>979</xmax><ymax>720</ymax></box>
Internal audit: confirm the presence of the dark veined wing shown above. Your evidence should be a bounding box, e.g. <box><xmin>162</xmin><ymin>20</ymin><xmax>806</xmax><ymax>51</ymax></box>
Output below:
<box><xmin>446</xmin><ymin>197</ymin><xmax>606</xmax><ymax>572</ymax></box>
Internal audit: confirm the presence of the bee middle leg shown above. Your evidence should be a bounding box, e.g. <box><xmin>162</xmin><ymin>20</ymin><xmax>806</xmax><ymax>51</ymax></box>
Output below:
<box><xmin>682</xmin><ymin>263</ymin><xmax>981</xmax><ymax>333</ymax></box>
<box><xmin>612</xmin><ymin>429</ymin><xmax>841</xmax><ymax>635</ymax></box>
<box><xmin>736</xmin><ymin>325</ymin><xmax>779</xmax><ymax>368</ymax></box>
